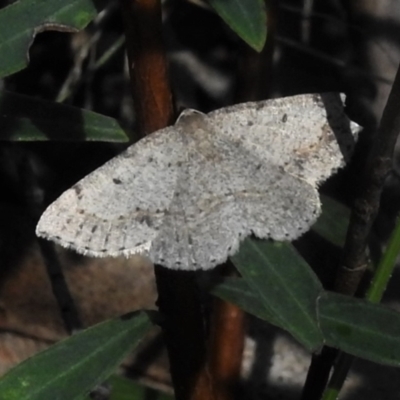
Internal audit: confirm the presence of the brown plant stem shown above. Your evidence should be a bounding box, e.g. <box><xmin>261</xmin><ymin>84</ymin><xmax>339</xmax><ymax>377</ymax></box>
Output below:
<box><xmin>208</xmin><ymin>295</ymin><xmax>246</xmax><ymax>400</ymax></box>
<box><xmin>190</xmin><ymin>266</ymin><xmax>245</xmax><ymax>400</ymax></box>
<box><xmin>321</xmin><ymin>59</ymin><xmax>400</xmax><ymax>398</ymax></box>
<box><xmin>120</xmin><ymin>0</ymin><xmax>174</xmax><ymax>134</ymax></box>
<box><xmin>119</xmin><ymin>1</ymin><xmax>214</xmax><ymax>399</ymax></box>
<box><xmin>301</xmin><ymin>54</ymin><xmax>400</xmax><ymax>400</ymax></box>
<box><xmin>154</xmin><ymin>267</ymin><xmax>214</xmax><ymax>400</ymax></box>
<box><xmin>201</xmin><ymin>3</ymin><xmax>276</xmax><ymax>396</ymax></box>
<box><xmin>337</xmin><ymin>64</ymin><xmax>400</xmax><ymax>293</ymax></box>
<box><xmin>197</xmin><ymin>3</ymin><xmax>276</xmax><ymax>398</ymax></box>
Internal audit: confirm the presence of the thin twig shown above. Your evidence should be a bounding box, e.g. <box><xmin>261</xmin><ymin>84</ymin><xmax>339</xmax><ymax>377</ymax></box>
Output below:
<box><xmin>276</xmin><ymin>36</ymin><xmax>392</xmax><ymax>85</ymax></box>
<box><xmin>321</xmin><ymin>65</ymin><xmax>400</xmax><ymax>398</ymax></box>
<box><xmin>338</xmin><ymin>62</ymin><xmax>400</xmax><ymax>294</ymax></box>
<box><xmin>119</xmin><ymin>0</ymin><xmax>173</xmax><ymax>134</ymax></box>
<box><xmin>208</xmin><ymin>294</ymin><xmax>245</xmax><ymax>400</ymax></box>
<box><xmin>118</xmin><ymin>1</ymin><xmax>215</xmax><ymax>399</ymax></box>
<box><xmin>279</xmin><ymin>2</ymin><xmax>399</xmax><ymax>69</ymax></box>
<box><xmin>20</xmin><ymin>152</ymin><xmax>83</xmax><ymax>335</ymax></box>
<box><xmin>305</xmin><ymin>58</ymin><xmax>400</xmax><ymax>400</ymax></box>
<box><xmin>37</xmin><ymin>240</ymin><xmax>83</xmax><ymax>334</ymax></box>
<box><xmin>56</xmin><ymin>31</ymin><xmax>101</xmax><ymax>103</ymax></box>
<box><xmin>94</xmin><ymin>35</ymin><xmax>126</xmax><ymax>70</ymax></box>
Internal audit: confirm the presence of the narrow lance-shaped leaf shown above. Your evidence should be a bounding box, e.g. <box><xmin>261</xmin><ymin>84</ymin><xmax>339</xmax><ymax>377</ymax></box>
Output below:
<box><xmin>107</xmin><ymin>375</ymin><xmax>174</xmax><ymax>400</ymax></box>
<box><xmin>212</xmin><ymin>276</ymin><xmax>281</xmax><ymax>327</ymax></box>
<box><xmin>216</xmin><ymin>277</ymin><xmax>400</xmax><ymax>367</ymax></box>
<box><xmin>319</xmin><ymin>292</ymin><xmax>400</xmax><ymax>367</ymax></box>
<box><xmin>0</xmin><ymin>91</ymin><xmax>128</xmax><ymax>142</ymax></box>
<box><xmin>230</xmin><ymin>239</ymin><xmax>324</xmax><ymax>351</ymax></box>
<box><xmin>0</xmin><ymin>0</ymin><xmax>101</xmax><ymax>78</ymax></box>
<box><xmin>0</xmin><ymin>311</ymin><xmax>153</xmax><ymax>400</ymax></box>
<box><xmin>208</xmin><ymin>0</ymin><xmax>267</xmax><ymax>52</ymax></box>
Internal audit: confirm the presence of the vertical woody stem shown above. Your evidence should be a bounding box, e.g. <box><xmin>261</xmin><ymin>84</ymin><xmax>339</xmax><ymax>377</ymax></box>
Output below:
<box><xmin>119</xmin><ymin>0</ymin><xmax>174</xmax><ymax>134</ymax></box>
<box><xmin>119</xmin><ymin>1</ymin><xmax>214</xmax><ymax>399</ymax></box>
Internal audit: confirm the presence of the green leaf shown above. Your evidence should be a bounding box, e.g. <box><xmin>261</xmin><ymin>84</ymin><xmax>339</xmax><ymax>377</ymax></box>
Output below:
<box><xmin>218</xmin><ymin>241</ymin><xmax>400</xmax><ymax>367</ymax></box>
<box><xmin>0</xmin><ymin>0</ymin><xmax>102</xmax><ymax>78</ymax></box>
<box><xmin>319</xmin><ymin>292</ymin><xmax>400</xmax><ymax>366</ymax></box>
<box><xmin>230</xmin><ymin>239</ymin><xmax>324</xmax><ymax>351</ymax></box>
<box><xmin>0</xmin><ymin>311</ymin><xmax>153</xmax><ymax>400</ymax></box>
<box><xmin>214</xmin><ymin>278</ymin><xmax>400</xmax><ymax>366</ymax></box>
<box><xmin>208</xmin><ymin>0</ymin><xmax>266</xmax><ymax>52</ymax></box>
<box><xmin>0</xmin><ymin>91</ymin><xmax>128</xmax><ymax>141</ymax></box>
<box><xmin>311</xmin><ymin>195</ymin><xmax>350</xmax><ymax>247</ymax></box>
<box><xmin>108</xmin><ymin>375</ymin><xmax>173</xmax><ymax>400</ymax></box>
<box><xmin>212</xmin><ymin>277</ymin><xmax>281</xmax><ymax>326</ymax></box>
